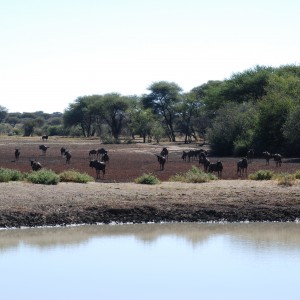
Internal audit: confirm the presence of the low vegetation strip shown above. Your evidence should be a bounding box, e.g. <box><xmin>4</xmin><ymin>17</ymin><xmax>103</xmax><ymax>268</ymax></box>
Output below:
<box><xmin>0</xmin><ymin>180</ymin><xmax>300</xmax><ymax>228</ymax></box>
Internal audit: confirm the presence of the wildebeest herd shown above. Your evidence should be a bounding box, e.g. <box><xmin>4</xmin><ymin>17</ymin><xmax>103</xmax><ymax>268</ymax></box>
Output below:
<box><xmin>0</xmin><ymin>137</ymin><xmax>294</xmax><ymax>182</ymax></box>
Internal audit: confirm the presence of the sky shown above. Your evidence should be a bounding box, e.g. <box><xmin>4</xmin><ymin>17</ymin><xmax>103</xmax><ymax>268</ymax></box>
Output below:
<box><xmin>1</xmin><ymin>0</ymin><xmax>300</xmax><ymax>113</ymax></box>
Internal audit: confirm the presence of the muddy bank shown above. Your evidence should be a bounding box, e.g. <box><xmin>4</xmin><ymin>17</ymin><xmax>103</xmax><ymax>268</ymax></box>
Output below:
<box><xmin>1</xmin><ymin>181</ymin><xmax>300</xmax><ymax>228</ymax></box>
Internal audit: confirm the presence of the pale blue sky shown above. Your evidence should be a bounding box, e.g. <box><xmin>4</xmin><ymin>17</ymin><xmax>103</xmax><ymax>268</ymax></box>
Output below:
<box><xmin>1</xmin><ymin>0</ymin><xmax>299</xmax><ymax>113</ymax></box>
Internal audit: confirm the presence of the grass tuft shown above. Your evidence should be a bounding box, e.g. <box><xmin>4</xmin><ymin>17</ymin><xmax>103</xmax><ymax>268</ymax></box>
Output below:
<box><xmin>134</xmin><ymin>173</ymin><xmax>160</xmax><ymax>185</ymax></box>
<box><xmin>59</xmin><ymin>169</ymin><xmax>94</xmax><ymax>183</ymax></box>
<box><xmin>274</xmin><ymin>173</ymin><xmax>296</xmax><ymax>186</ymax></box>
<box><xmin>0</xmin><ymin>168</ymin><xmax>23</xmax><ymax>182</ymax></box>
<box><xmin>169</xmin><ymin>166</ymin><xmax>217</xmax><ymax>183</ymax></box>
<box><xmin>25</xmin><ymin>169</ymin><xmax>60</xmax><ymax>185</ymax></box>
<box><xmin>249</xmin><ymin>170</ymin><xmax>274</xmax><ymax>180</ymax></box>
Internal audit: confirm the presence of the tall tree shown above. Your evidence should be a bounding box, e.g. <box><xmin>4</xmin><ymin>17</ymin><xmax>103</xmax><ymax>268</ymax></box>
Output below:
<box><xmin>63</xmin><ymin>96</ymin><xmax>96</xmax><ymax>137</ymax></box>
<box><xmin>0</xmin><ymin>105</ymin><xmax>8</xmax><ymax>123</ymax></box>
<box><xmin>142</xmin><ymin>81</ymin><xmax>182</xmax><ymax>142</ymax></box>
<box><xmin>90</xmin><ymin>94</ymin><xmax>132</xmax><ymax>139</ymax></box>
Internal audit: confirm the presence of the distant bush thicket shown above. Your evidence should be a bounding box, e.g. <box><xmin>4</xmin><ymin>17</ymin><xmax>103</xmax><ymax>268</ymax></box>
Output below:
<box><xmin>169</xmin><ymin>166</ymin><xmax>217</xmax><ymax>183</ymax></box>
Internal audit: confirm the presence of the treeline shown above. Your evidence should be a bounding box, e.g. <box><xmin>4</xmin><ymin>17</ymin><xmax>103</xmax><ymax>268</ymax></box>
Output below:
<box><xmin>1</xmin><ymin>64</ymin><xmax>300</xmax><ymax>156</ymax></box>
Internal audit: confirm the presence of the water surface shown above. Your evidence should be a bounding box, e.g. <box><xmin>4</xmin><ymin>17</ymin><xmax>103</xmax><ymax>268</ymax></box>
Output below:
<box><xmin>1</xmin><ymin>222</ymin><xmax>299</xmax><ymax>300</ymax></box>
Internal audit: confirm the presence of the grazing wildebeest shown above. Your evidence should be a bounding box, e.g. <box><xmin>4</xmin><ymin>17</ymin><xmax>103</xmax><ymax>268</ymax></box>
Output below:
<box><xmin>30</xmin><ymin>160</ymin><xmax>42</xmax><ymax>171</ymax></box>
<box><xmin>89</xmin><ymin>159</ymin><xmax>106</xmax><ymax>179</ymax></box>
<box><xmin>237</xmin><ymin>157</ymin><xmax>248</xmax><ymax>177</ymax></box>
<box><xmin>208</xmin><ymin>161</ymin><xmax>223</xmax><ymax>178</ymax></box>
<box><xmin>64</xmin><ymin>150</ymin><xmax>72</xmax><ymax>164</ymax></box>
<box><xmin>161</xmin><ymin>147</ymin><xmax>169</xmax><ymax>160</ymax></box>
<box><xmin>39</xmin><ymin>145</ymin><xmax>49</xmax><ymax>155</ymax></box>
<box><xmin>97</xmin><ymin>148</ymin><xmax>108</xmax><ymax>158</ymax></box>
<box><xmin>60</xmin><ymin>147</ymin><xmax>66</xmax><ymax>156</ymax></box>
<box><xmin>155</xmin><ymin>154</ymin><xmax>166</xmax><ymax>170</ymax></box>
<box><xmin>15</xmin><ymin>149</ymin><xmax>20</xmax><ymax>161</ymax></box>
<box><xmin>89</xmin><ymin>149</ymin><xmax>97</xmax><ymax>158</ymax></box>
<box><xmin>199</xmin><ymin>153</ymin><xmax>210</xmax><ymax>172</ymax></box>
<box><xmin>247</xmin><ymin>149</ymin><xmax>254</xmax><ymax>163</ymax></box>
<box><xmin>262</xmin><ymin>151</ymin><xmax>272</xmax><ymax>165</ymax></box>
<box><xmin>273</xmin><ymin>153</ymin><xmax>282</xmax><ymax>167</ymax></box>
<box><xmin>42</xmin><ymin>135</ymin><xmax>48</xmax><ymax>141</ymax></box>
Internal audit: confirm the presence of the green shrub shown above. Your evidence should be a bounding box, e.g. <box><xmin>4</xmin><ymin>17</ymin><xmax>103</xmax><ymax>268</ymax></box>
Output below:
<box><xmin>249</xmin><ymin>170</ymin><xmax>274</xmax><ymax>180</ymax></box>
<box><xmin>0</xmin><ymin>168</ymin><xmax>23</xmax><ymax>182</ymax></box>
<box><xmin>293</xmin><ymin>170</ymin><xmax>300</xmax><ymax>179</ymax></box>
<box><xmin>25</xmin><ymin>169</ymin><xmax>60</xmax><ymax>185</ymax></box>
<box><xmin>274</xmin><ymin>173</ymin><xmax>296</xmax><ymax>186</ymax></box>
<box><xmin>59</xmin><ymin>169</ymin><xmax>94</xmax><ymax>183</ymax></box>
<box><xmin>169</xmin><ymin>166</ymin><xmax>217</xmax><ymax>183</ymax></box>
<box><xmin>134</xmin><ymin>173</ymin><xmax>160</xmax><ymax>185</ymax></box>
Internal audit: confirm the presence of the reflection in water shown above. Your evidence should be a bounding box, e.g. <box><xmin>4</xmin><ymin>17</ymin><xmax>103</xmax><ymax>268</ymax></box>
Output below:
<box><xmin>1</xmin><ymin>222</ymin><xmax>300</xmax><ymax>252</ymax></box>
<box><xmin>1</xmin><ymin>223</ymin><xmax>300</xmax><ymax>300</ymax></box>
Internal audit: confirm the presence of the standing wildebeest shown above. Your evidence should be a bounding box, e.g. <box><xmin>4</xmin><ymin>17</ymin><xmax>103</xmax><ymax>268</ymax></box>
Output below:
<box><xmin>155</xmin><ymin>154</ymin><xmax>166</xmax><ymax>170</ymax></box>
<box><xmin>15</xmin><ymin>149</ymin><xmax>20</xmax><ymax>161</ymax></box>
<box><xmin>30</xmin><ymin>160</ymin><xmax>42</xmax><ymax>171</ymax></box>
<box><xmin>161</xmin><ymin>147</ymin><xmax>169</xmax><ymax>160</ymax></box>
<box><xmin>89</xmin><ymin>159</ymin><xmax>106</xmax><ymax>179</ymax></box>
<box><xmin>64</xmin><ymin>150</ymin><xmax>72</xmax><ymax>164</ymax></box>
<box><xmin>182</xmin><ymin>151</ymin><xmax>188</xmax><ymax>161</ymax></box>
<box><xmin>39</xmin><ymin>145</ymin><xmax>49</xmax><ymax>155</ymax></box>
<box><xmin>262</xmin><ymin>151</ymin><xmax>273</xmax><ymax>165</ymax></box>
<box><xmin>199</xmin><ymin>153</ymin><xmax>210</xmax><ymax>172</ymax></box>
<box><xmin>60</xmin><ymin>147</ymin><xmax>66</xmax><ymax>156</ymax></box>
<box><xmin>237</xmin><ymin>157</ymin><xmax>248</xmax><ymax>177</ymax></box>
<box><xmin>247</xmin><ymin>149</ymin><xmax>254</xmax><ymax>163</ymax></box>
<box><xmin>208</xmin><ymin>161</ymin><xmax>223</xmax><ymax>178</ymax></box>
<box><xmin>97</xmin><ymin>148</ymin><xmax>108</xmax><ymax>158</ymax></box>
<box><xmin>42</xmin><ymin>135</ymin><xmax>48</xmax><ymax>141</ymax></box>
<box><xmin>273</xmin><ymin>153</ymin><xmax>282</xmax><ymax>167</ymax></box>
<box><xmin>101</xmin><ymin>152</ymin><xmax>109</xmax><ymax>164</ymax></box>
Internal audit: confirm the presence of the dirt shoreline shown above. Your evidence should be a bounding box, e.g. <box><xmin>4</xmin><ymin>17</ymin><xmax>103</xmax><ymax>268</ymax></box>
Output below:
<box><xmin>1</xmin><ymin>180</ymin><xmax>300</xmax><ymax>228</ymax></box>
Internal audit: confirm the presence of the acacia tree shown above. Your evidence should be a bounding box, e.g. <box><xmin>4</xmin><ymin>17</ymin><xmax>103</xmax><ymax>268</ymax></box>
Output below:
<box><xmin>63</xmin><ymin>96</ymin><xmax>97</xmax><ymax>137</ymax></box>
<box><xmin>142</xmin><ymin>81</ymin><xmax>182</xmax><ymax>142</ymax></box>
<box><xmin>89</xmin><ymin>93</ymin><xmax>133</xmax><ymax>140</ymax></box>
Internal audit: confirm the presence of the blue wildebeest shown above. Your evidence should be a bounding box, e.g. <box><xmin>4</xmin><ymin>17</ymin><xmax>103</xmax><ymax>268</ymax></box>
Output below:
<box><xmin>208</xmin><ymin>161</ymin><xmax>223</xmax><ymax>178</ymax></box>
<box><xmin>15</xmin><ymin>149</ymin><xmax>20</xmax><ymax>161</ymax></box>
<box><xmin>155</xmin><ymin>154</ymin><xmax>166</xmax><ymax>170</ymax></box>
<box><xmin>89</xmin><ymin>159</ymin><xmax>106</xmax><ymax>179</ymax></box>
<box><xmin>39</xmin><ymin>145</ymin><xmax>49</xmax><ymax>155</ymax></box>
<box><xmin>246</xmin><ymin>149</ymin><xmax>254</xmax><ymax>163</ymax></box>
<box><xmin>64</xmin><ymin>150</ymin><xmax>72</xmax><ymax>164</ymax></box>
<box><xmin>30</xmin><ymin>160</ymin><xmax>42</xmax><ymax>171</ymax></box>
<box><xmin>161</xmin><ymin>147</ymin><xmax>169</xmax><ymax>160</ymax></box>
<box><xmin>199</xmin><ymin>152</ymin><xmax>210</xmax><ymax>172</ymax></box>
<box><xmin>273</xmin><ymin>153</ymin><xmax>282</xmax><ymax>167</ymax></box>
<box><xmin>237</xmin><ymin>157</ymin><xmax>248</xmax><ymax>177</ymax></box>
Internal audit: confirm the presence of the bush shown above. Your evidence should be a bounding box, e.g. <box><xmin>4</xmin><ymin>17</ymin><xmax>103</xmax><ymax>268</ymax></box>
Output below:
<box><xmin>169</xmin><ymin>166</ymin><xmax>217</xmax><ymax>183</ymax></box>
<box><xmin>0</xmin><ymin>168</ymin><xmax>23</xmax><ymax>182</ymax></box>
<box><xmin>274</xmin><ymin>173</ymin><xmax>296</xmax><ymax>186</ymax></box>
<box><xmin>134</xmin><ymin>173</ymin><xmax>160</xmax><ymax>185</ymax></box>
<box><xmin>25</xmin><ymin>169</ymin><xmax>60</xmax><ymax>185</ymax></box>
<box><xmin>59</xmin><ymin>169</ymin><xmax>94</xmax><ymax>183</ymax></box>
<box><xmin>249</xmin><ymin>170</ymin><xmax>274</xmax><ymax>180</ymax></box>
<box><xmin>293</xmin><ymin>170</ymin><xmax>300</xmax><ymax>179</ymax></box>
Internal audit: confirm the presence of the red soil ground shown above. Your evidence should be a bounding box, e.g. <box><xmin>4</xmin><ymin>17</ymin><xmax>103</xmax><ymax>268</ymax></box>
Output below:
<box><xmin>0</xmin><ymin>136</ymin><xmax>299</xmax><ymax>182</ymax></box>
